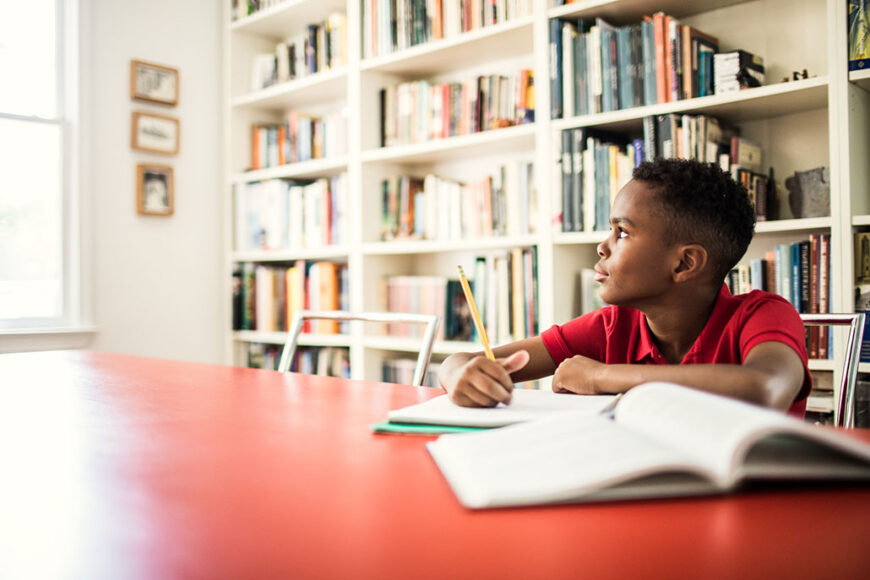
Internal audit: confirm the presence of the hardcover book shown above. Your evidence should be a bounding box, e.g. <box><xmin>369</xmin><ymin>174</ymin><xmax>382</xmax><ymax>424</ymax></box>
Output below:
<box><xmin>849</xmin><ymin>1</ymin><xmax>870</xmax><ymax>70</ymax></box>
<box><xmin>427</xmin><ymin>382</ymin><xmax>870</xmax><ymax>509</ymax></box>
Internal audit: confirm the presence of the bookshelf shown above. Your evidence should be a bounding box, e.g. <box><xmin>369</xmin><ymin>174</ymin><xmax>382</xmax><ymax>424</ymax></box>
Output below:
<box><xmin>224</xmin><ymin>0</ymin><xmax>869</xmax><ymax>409</ymax></box>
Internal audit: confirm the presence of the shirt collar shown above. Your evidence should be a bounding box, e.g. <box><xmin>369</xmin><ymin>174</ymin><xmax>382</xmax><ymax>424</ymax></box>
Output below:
<box><xmin>630</xmin><ymin>284</ymin><xmax>732</xmax><ymax>364</ymax></box>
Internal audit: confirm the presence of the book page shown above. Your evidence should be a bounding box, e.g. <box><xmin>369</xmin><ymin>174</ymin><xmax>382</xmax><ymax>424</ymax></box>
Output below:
<box><xmin>614</xmin><ymin>382</ymin><xmax>797</xmax><ymax>482</ymax></box>
<box><xmin>427</xmin><ymin>411</ymin><xmax>716</xmax><ymax>508</ymax></box>
<box><xmin>388</xmin><ymin>390</ymin><xmax>616</xmax><ymax>428</ymax></box>
<box><xmin>614</xmin><ymin>382</ymin><xmax>870</xmax><ymax>485</ymax></box>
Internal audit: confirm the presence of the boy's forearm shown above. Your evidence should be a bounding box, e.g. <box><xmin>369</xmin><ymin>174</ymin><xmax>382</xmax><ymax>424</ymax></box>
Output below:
<box><xmin>597</xmin><ymin>363</ymin><xmax>791</xmax><ymax>410</ymax></box>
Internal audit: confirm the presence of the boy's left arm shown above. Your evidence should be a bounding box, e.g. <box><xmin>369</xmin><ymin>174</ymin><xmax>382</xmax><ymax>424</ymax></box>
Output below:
<box><xmin>552</xmin><ymin>341</ymin><xmax>805</xmax><ymax>411</ymax></box>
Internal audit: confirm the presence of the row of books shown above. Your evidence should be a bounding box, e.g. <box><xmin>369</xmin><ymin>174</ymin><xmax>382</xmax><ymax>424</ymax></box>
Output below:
<box><xmin>379</xmin><ymin>71</ymin><xmax>534</xmax><ymax>147</ymax></box>
<box><xmin>725</xmin><ymin>234</ymin><xmax>831</xmax><ymax>359</ymax></box>
<box><xmin>557</xmin><ymin>114</ymin><xmax>769</xmax><ymax>233</ymax></box>
<box><xmin>856</xmin><ymin>231</ymin><xmax>870</xmax><ymax>363</ymax></box>
<box><xmin>381</xmin><ymin>162</ymin><xmax>536</xmax><ymax>241</ymax></box>
<box><xmin>383</xmin><ymin>359</ymin><xmax>441</xmax><ymax>388</ymax></box>
<box><xmin>231</xmin><ymin>0</ymin><xmax>280</xmax><ymax>21</ymax></box>
<box><xmin>250</xmin><ymin>109</ymin><xmax>347</xmax><ymax>170</ymax></box>
<box><xmin>246</xmin><ymin>342</ymin><xmax>352</xmax><ymax>378</ymax></box>
<box><xmin>363</xmin><ymin>0</ymin><xmax>533</xmax><ymax>58</ymax></box>
<box><xmin>250</xmin><ymin>13</ymin><xmax>348</xmax><ymax>91</ymax></box>
<box><xmin>550</xmin><ymin>12</ymin><xmax>724</xmax><ymax>118</ymax></box>
<box><xmin>642</xmin><ymin>113</ymin><xmax>773</xmax><ymax>221</ymax></box>
<box><xmin>382</xmin><ymin>248</ymin><xmax>538</xmax><ymax>344</ymax></box>
<box><xmin>557</xmin><ymin>128</ymin><xmax>635</xmax><ymax>233</ymax></box>
<box><xmin>232</xmin><ymin>261</ymin><xmax>350</xmax><ymax>334</ymax></box>
<box><xmin>234</xmin><ymin>175</ymin><xmax>347</xmax><ymax>252</ymax></box>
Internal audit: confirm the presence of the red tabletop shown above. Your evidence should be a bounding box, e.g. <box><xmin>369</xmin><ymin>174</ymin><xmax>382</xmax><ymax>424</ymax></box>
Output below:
<box><xmin>2</xmin><ymin>350</ymin><xmax>869</xmax><ymax>579</ymax></box>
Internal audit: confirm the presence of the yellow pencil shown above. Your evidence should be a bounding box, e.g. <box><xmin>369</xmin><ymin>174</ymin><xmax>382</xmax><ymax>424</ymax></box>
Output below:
<box><xmin>457</xmin><ymin>265</ymin><xmax>495</xmax><ymax>361</ymax></box>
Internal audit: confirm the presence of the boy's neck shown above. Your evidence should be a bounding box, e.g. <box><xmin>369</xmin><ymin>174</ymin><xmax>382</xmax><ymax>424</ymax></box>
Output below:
<box><xmin>642</xmin><ymin>284</ymin><xmax>721</xmax><ymax>365</ymax></box>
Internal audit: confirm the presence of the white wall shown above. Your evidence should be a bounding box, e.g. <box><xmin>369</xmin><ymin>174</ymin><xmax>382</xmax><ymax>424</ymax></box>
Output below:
<box><xmin>85</xmin><ymin>0</ymin><xmax>224</xmax><ymax>363</ymax></box>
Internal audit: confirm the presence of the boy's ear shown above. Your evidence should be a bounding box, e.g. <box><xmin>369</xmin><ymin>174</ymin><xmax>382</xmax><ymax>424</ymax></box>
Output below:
<box><xmin>672</xmin><ymin>244</ymin><xmax>709</xmax><ymax>282</ymax></box>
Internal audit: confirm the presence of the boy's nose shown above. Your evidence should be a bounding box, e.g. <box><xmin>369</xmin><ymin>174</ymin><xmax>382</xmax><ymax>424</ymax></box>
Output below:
<box><xmin>596</xmin><ymin>240</ymin><xmax>608</xmax><ymax>257</ymax></box>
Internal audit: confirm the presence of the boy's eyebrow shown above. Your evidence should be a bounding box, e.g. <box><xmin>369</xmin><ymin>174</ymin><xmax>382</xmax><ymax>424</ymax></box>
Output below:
<box><xmin>609</xmin><ymin>216</ymin><xmax>635</xmax><ymax>227</ymax></box>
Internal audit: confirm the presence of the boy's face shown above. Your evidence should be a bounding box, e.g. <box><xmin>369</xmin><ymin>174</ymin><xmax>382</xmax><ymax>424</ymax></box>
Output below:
<box><xmin>594</xmin><ymin>179</ymin><xmax>680</xmax><ymax>308</ymax></box>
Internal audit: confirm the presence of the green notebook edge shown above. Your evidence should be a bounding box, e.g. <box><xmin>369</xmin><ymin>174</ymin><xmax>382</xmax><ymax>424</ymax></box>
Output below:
<box><xmin>370</xmin><ymin>420</ymin><xmax>489</xmax><ymax>435</ymax></box>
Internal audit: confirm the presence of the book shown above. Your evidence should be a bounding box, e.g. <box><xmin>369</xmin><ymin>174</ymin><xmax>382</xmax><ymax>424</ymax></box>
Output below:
<box><xmin>849</xmin><ymin>1</ymin><xmax>870</xmax><ymax>71</ymax></box>
<box><xmin>387</xmin><ymin>389</ymin><xmax>616</xmax><ymax>428</ymax></box>
<box><xmin>427</xmin><ymin>382</ymin><xmax>870</xmax><ymax>509</ymax></box>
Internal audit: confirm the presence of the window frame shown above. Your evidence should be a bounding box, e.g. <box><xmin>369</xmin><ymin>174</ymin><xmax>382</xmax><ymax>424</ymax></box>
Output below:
<box><xmin>0</xmin><ymin>0</ymin><xmax>95</xmax><ymax>346</ymax></box>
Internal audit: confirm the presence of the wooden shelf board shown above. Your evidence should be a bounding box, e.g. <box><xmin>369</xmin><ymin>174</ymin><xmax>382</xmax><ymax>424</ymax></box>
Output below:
<box><xmin>854</xmin><ymin>215</ymin><xmax>870</xmax><ymax>227</ymax></box>
<box><xmin>549</xmin><ymin>0</ymin><xmax>755</xmax><ymax>25</ymax></box>
<box><xmin>229</xmin><ymin>0</ymin><xmax>347</xmax><ymax>37</ymax></box>
<box><xmin>360</xmin><ymin>16</ymin><xmax>534</xmax><ymax>77</ymax></box>
<box><xmin>231</xmin><ymin>68</ymin><xmax>348</xmax><ymax>111</ymax></box>
<box><xmin>552</xmin><ymin>77</ymin><xmax>828</xmax><ymax>133</ymax></box>
<box><xmin>554</xmin><ymin>231</ymin><xmax>608</xmax><ymax>245</ymax></box>
<box><xmin>232</xmin><ymin>156</ymin><xmax>349</xmax><ymax>183</ymax></box>
<box><xmin>361</xmin><ymin>123</ymin><xmax>535</xmax><ymax>164</ymax></box>
<box><xmin>362</xmin><ymin>235</ymin><xmax>539</xmax><ymax>256</ymax></box>
<box><xmin>363</xmin><ymin>336</ymin><xmax>481</xmax><ymax>355</ymax></box>
<box><xmin>808</xmin><ymin>359</ymin><xmax>836</xmax><ymax>372</ymax></box>
<box><xmin>755</xmin><ymin>217</ymin><xmax>832</xmax><ymax>234</ymax></box>
<box><xmin>850</xmin><ymin>68</ymin><xmax>870</xmax><ymax>92</ymax></box>
<box><xmin>233</xmin><ymin>331</ymin><xmax>351</xmax><ymax>347</ymax></box>
<box><xmin>231</xmin><ymin>246</ymin><xmax>351</xmax><ymax>263</ymax></box>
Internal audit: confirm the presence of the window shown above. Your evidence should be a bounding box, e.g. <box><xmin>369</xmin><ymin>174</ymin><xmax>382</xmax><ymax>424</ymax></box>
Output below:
<box><xmin>0</xmin><ymin>0</ymin><xmax>79</xmax><ymax>330</ymax></box>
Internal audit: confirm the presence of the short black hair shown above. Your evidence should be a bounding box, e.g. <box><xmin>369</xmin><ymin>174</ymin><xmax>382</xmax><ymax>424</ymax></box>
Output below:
<box><xmin>632</xmin><ymin>158</ymin><xmax>756</xmax><ymax>283</ymax></box>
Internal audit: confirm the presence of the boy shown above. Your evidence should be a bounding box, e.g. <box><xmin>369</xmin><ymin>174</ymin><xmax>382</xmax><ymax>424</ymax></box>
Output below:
<box><xmin>439</xmin><ymin>158</ymin><xmax>810</xmax><ymax>416</ymax></box>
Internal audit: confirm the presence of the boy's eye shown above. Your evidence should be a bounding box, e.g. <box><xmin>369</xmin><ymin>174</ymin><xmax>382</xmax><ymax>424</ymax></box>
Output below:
<box><xmin>617</xmin><ymin>227</ymin><xmax>628</xmax><ymax>239</ymax></box>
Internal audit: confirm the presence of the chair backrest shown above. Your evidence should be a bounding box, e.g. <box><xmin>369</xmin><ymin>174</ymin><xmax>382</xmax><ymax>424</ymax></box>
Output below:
<box><xmin>278</xmin><ymin>310</ymin><xmax>441</xmax><ymax>387</ymax></box>
<box><xmin>801</xmin><ymin>313</ymin><xmax>866</xmax><ymax>427</ymax></box>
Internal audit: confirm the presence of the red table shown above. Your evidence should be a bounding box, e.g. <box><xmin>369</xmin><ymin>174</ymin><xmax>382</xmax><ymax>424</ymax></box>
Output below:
<box><xmin>2</xmin><ymin>350</ymin><xmax>869</xmax><ymax>579</ymax></box>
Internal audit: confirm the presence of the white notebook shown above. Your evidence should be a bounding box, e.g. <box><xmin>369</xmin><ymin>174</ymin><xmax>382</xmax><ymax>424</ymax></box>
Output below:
<box><xmin>387</xmin><ymin>389</ymin><xmax>617</xmax><ymax>428</ymax></box>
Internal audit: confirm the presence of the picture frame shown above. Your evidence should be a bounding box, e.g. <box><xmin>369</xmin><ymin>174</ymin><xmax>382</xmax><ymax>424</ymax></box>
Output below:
<box><xmin>130</xmin><ymin>60</ymin><xmax>179</xmax><ymax>106</ymax></box>
<box><xmin>136</xmin><ymin>163</ymin><xmax>174</xmax><ymax>216</ymax></box>
<box><xmin>131</xmin><ymin>111</ymin><xmax>180</xmax><ymax>155</ymax></box>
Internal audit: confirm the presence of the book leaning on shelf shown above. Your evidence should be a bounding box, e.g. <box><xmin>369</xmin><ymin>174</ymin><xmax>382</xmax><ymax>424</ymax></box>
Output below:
<box><xmin>427</xmin><ymin>382</ymin><xmax>870</xmax><ymax>509</ymax></box>
<box><xmin>849</xmin><ymin>1</ymin><xmax>870</xmax><ymax>70</ymax></box>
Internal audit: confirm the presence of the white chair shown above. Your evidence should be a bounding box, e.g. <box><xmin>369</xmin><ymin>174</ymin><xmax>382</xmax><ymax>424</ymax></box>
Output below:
<box><xmin>801</xmin><ymin>313</ymin><xmax>866</xmax><ymax>427</ymax></box>
<box><xmin>278</xmin><ymin>310</ymin><xmax>441</xmax><ymax>387</ymax></box>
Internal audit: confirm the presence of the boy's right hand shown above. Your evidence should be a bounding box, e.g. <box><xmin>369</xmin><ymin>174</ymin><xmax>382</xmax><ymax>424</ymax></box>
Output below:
<box><xmin>441</xmin><ymin>351</ymin><xmax>530</xmax><ymax>408</ymax></box>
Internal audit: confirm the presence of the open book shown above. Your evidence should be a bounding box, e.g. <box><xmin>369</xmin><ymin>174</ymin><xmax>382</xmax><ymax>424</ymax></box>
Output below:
<box><xmin>427</xmin><ymin>382</ymin><xmax>870</xmax><ymax>509</ymax></box>
<box><xmin>386</xmin><ymin>389</ymin><xmax>617</xmax><ymax>428</ymax></box>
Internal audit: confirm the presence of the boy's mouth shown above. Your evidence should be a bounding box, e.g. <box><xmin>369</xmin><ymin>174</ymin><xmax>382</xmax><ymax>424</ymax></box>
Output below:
<box><xmin>594</xmin><ymin>266</ymin><xmax>608</xmax><ymax>283</ymax></box>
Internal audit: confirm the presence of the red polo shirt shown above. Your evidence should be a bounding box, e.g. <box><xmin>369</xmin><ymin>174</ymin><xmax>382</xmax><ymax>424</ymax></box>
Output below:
<box><xmin>541</xmin><ymin>284</ymin><xmax>811</xmax><ymax>417</ymax></box>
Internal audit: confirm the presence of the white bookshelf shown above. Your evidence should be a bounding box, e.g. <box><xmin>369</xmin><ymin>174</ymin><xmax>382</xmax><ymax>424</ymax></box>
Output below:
<box><xmin>850</xmin><ymin>67</ymin><xmax>870</xmax><ymax>92</ymax></box>
<box><xmin>224</xmin><ymin>0</ymin><xmax>869</xmax><ymax>395</ymax></box>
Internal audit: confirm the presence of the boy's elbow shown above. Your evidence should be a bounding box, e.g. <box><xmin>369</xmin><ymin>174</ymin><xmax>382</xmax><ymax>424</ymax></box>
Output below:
<box><xmin>743</xmin><ymin>342</ymin><xmax>805</xmax><ymax>412</ymax></box>
<box><xmin>756</xmin><ymin>371</ymin><xmax>801</xmax><ymax>412</ymax></box>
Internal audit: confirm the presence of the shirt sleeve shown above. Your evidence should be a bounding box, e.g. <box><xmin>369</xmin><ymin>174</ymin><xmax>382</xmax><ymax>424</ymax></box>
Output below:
<box><xmin>540</xmin><ymin>308</ymin><xmax>611</xmax><ymax>366</ymax></box>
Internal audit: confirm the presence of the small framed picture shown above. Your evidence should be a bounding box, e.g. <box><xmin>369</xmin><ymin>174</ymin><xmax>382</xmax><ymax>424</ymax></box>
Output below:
<box><xmin>130</xmin><ymin>60</ymin><xmax>179</xmax><ymax>106</ymax></box>
<box><xmin>131</xmin><ymin>111</ymin><xmax>180</xmax><ymax>155</ymax></box>
<box><xmin>137</xmin><ymin>163</ymin><xmax>174</xmax><ymax>216</ymax></box>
